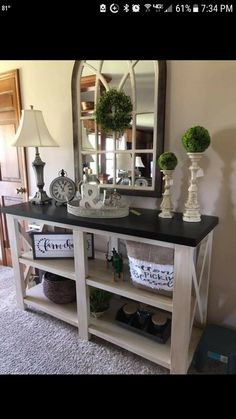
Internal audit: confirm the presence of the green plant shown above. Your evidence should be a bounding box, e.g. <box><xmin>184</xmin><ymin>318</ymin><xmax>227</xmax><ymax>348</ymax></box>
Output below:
<box><xmin>181</xmin><ymin>125</ymin><xmax>211</xmax><ymax>152</ymax></box>
<box><xmin>89</xmin><ymin>287</ymin><xmax>112</xmax><ymax>313</ymax></box>
<box><xmin>158</xmin><ymin>152</ymin><xmax>178</xmax><ymax>170</ymax></box>
<box><xmin>95</xmin><ymin>88</ymin><xmax>133</xmax><ymax>133</ymax></box>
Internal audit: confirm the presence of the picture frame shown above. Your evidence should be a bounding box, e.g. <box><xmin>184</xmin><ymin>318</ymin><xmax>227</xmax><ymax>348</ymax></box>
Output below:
<box><xmin>32</xmin><ymin>233</ymin><xmax>74</xmax><ymax>259</ymax></box>
<box><xmin>31</xmin><ymin>232</ymin><xmax>94</xmax><ymax>260</ymax></box>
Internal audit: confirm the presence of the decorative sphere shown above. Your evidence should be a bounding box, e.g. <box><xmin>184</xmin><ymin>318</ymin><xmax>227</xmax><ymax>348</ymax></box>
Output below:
<box><xmin>158</xmin><ymin>152</ymin><xmax>178</xmax><ymax>170</ymax></box>
<box><xmin>182</xmin><ymin>126</ymin><xmax>211</xmax><ymax>152</ymax></box>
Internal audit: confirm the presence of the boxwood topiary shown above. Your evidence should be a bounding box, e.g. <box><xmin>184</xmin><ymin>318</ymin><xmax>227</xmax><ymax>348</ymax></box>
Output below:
<box><xmin>95</xmin><ymin>88</ymin><xmax>133</xmax><ymax>133</ymax></box>
<box><xmin>158</xmin><ymin>152</ymin><xmax>178</xmax><ymax>170</ymax></box>
<box><xmin>181</xmin><ymin>125</ymin><xmax>211</xmax><ymax>152</ymax></box>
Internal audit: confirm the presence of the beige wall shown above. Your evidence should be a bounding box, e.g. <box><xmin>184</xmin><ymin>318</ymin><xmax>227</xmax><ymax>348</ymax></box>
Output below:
<box><xmin>0</xmin><ymin>60</ymin><xmax>235</xmax><ymax>328</ymax></box>
<box><xmin>0</xmin><ymin>60</ymin><xmax>74</xmax><ymax>196</ymax></box>
<box><xmin>166</xmin><ymin>61</ymin><xmax>236</xmax><ymax>329</ymax></box>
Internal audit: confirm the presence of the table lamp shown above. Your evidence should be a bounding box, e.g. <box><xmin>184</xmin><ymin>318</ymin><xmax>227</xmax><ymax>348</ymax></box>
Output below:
<box><xmin>12</xmin><ymin>105</ymin><xmax>59</xmax><ymax>205</ymax></box>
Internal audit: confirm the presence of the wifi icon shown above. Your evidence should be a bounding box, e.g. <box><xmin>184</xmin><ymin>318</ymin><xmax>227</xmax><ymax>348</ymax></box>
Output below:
<box><xmin>144</xmin><ymin>3</ymin><xmax>152</xmax><ymax>11</ymax></box>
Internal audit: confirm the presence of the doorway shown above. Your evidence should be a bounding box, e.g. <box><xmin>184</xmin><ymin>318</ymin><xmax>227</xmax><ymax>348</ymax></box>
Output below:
<box><xmin>0</xmin><ymin>69</ymin><xmax>28</xmax><ymax>266</ymax></box>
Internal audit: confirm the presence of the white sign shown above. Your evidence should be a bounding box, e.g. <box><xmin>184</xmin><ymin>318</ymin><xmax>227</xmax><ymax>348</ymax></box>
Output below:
<box><xmin>32</xmin><ymin>233</ymin><xmax>94</xmax><ymax>259</ymax></box>
<box><xmin>32</xmin><ymin>234</ymin><xmax>74</xmax><ymax>259</ymax></box>
<box><xmin>128</xmin><ymin>256</ymin><xmax>174</xmax><ymax>292</ymax></box>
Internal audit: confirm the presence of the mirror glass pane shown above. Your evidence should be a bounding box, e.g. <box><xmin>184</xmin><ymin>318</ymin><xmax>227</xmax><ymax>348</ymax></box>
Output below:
<box><xmin>134</xmin><ymin>153</ymin><xmax>153</xmax><ymax>188</ymax></box>
<box><xmin>121</xmin><ymin>72</ymin><xmax>133</xmax><ymax>102</ymax></box>
<box><xmin>81</xmin><ymin>121</ymin><xmax>96</xmax><ymax>151</ymax></box>
<box><xmin>84</xmin><ymin>60</ymin><xmax>100</xmax><ymax>73</ymax></box>
<box><xmin>82</xmin><ymin>153</ymin><xmax>96</xmax><ymax>176</ymax></box>
<box><xmin>116</xmin><ymin>153</ymin><xmax>132</xmax><ymax>186</ymax></box>
<box><xmin>134</xmin><ymin>61</ymin><xmax>155</xmax><ymax>113</ymax></box>
<box><xmin>135</xmin><ymin>113</ymin><xmax>154</xmax><ymax>149</ymax></box>
<box><xmin>98</xmin><ymin>131</ymin><xmax>114</xmax><ymax>152</ymax></box>
<box><xmin>101</xmin><ymin>61</ymin><xmax>129</xmax><ymax>88</ymax></box>
<box><xmin>97</xmin><ymin>153</ymin><xmax>113</xmax><ymax>184</ymax></box>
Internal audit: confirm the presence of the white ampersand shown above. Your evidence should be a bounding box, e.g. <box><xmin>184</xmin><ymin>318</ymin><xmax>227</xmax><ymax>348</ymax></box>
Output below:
<box><xmin>80</xmin><ymin>184</ymin><xmax>103</xmax><ymax>209</ymax></box>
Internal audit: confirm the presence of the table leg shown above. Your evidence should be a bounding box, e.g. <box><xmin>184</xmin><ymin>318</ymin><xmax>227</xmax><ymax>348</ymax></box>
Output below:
<box><xmin>6</xmin><ymin>214</ymin><xmax>26</xmax><ymax>310</ymax></box>
<box><xmin>170</xmin><ymin>244</ymin><xmax>194</xmax><ymax>374</ymax></box>
<box><xmin>73</xmin><ymin>229</ymin><xmax>90</xmax><ymax>340</ymax></box>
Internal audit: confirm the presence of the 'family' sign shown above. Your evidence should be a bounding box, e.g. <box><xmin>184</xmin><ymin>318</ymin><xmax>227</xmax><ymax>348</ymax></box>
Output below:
<box><xmin>32</xmin><ymin>234</ymin><xmax>74</xmax><ymax>259</ymax></box>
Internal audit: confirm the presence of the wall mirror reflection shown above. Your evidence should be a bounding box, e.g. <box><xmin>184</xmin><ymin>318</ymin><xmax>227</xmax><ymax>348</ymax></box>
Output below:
<box><xmin>72</xmin><ymin>60</ymin><xmax>166</xmax><ymax>197</ymax></box>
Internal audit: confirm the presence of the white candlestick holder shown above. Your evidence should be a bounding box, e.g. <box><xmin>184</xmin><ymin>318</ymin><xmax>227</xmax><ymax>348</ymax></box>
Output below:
<box><xmin>159</xmin><ymin>169</ymin><xmax>174</xmax><ymax>219</ymax></box>
<box><xmin>183</xmin><ymin>152</ymin><xmax>203</xmax><ymax>222</ymax></box>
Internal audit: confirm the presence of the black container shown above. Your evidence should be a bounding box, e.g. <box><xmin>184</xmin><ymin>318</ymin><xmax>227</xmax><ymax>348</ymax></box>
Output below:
<box><xmin>116</xmin><ymin>305</ymin><xmax>171</xmax><ymax>344</ymax></box>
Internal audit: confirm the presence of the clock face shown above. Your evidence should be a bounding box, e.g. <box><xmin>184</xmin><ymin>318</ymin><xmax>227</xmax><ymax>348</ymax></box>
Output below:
<box><xmin>49</xmin><ymin>176</ymin><xmax>76</xmax><ymax>203</ymax></box>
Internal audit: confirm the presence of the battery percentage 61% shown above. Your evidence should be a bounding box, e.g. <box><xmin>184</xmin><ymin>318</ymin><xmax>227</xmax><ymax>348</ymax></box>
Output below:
<box><xmin>176</xmin><ymin>4</ymin><xmax>192</xmax><ymax>12</ymax></box>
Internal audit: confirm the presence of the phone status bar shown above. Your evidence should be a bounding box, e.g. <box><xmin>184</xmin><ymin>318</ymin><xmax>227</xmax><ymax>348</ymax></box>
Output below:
<box><xmin>99</xmin><ymin>3</ymin><xmax>234</xmax><ymax>14</ymax></box>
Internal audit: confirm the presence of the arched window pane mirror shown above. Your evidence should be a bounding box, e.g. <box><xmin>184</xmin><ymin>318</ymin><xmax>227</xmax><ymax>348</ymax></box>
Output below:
<box><xmin>72</xmin><ymin>60</ymin><xmax>166</xmax><ymax>197</ymax></box>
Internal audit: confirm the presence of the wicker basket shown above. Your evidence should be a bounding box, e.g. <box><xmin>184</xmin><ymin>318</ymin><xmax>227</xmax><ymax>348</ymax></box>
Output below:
<box><xmin>125</xmin><ymin>240</ymin><xmax>174</xmax><ymax>297</ymax></box>
<box><xmin>43</xmin><ymin>272</ymin><xmax>76</xmax><ymax>304</ymax></box>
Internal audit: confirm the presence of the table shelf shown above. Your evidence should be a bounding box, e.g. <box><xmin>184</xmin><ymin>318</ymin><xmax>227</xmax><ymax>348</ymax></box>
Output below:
<box><xmin>87</xmin><ymin>258</ymin><xmax>173</xmax><ymax>312</ymax></box>
<box><xmin>24</xmin><ymin>283</ymin><xmax>78</xmax><ymax>327</ymax></box>
<box><xmin>88</xmin><ymin>299</ymin><xmax>202</xmax><ymax>369</ymax></box>
<box><xmin>19</xmin><ymin>251</ymin><xmax>75</xmax><ymax>280</ymax></box>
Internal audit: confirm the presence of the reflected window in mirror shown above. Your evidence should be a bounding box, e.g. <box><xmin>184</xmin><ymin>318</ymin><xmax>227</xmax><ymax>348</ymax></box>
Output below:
<box><xmin>72</xmin><ymin>60</ymin><xmax>166</xmax><ymax>197</ymax></box>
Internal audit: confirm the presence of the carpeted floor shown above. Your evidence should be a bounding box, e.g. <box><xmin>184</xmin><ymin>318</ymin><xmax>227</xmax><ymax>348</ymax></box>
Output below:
<box><xmin>0</xmin><ymin>266</ymin><xmax>224</xmax><ymax>375</ymax></box>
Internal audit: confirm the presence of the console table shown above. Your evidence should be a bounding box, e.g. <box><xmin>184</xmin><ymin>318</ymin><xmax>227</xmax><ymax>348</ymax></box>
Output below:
<box><xmin>2</xmin><ymin>202</ymin><xmax>218</xmax><ymax>374</ymax></box>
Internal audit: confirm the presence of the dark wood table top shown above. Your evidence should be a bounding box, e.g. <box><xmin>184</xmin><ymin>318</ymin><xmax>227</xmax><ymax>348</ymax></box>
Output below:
<box><xmin>1</xmin><ymin>202</ymin><xmax>219</xmax><ymax>247</ymax></box>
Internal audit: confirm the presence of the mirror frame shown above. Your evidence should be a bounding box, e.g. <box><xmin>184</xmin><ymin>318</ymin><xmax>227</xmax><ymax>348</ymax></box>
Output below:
<box><xmin>71</xmin><ymin>60</ymin><xmax>166</xmax><ymax>197</ymax></box>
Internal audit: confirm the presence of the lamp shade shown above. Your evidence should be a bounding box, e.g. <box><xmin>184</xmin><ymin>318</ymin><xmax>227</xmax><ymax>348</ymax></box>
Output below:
<box><xmin>12</xmin><ymin>108</ymin><xmax>58</xmax><ymax>147</ymax></box>
<box><xmin>85</xmin><ymin>154</ymin><xmax>94</xmax><ymax>163</ymax></box>
<box><xmin>117</xmin><ymin>153</ymin><xmax>132</xmax><ymax>171</ymax></box>
<box><xmin>135</xmin><ymin>156</ymin><xmax>145</xmax><ymax>168</ymax></box>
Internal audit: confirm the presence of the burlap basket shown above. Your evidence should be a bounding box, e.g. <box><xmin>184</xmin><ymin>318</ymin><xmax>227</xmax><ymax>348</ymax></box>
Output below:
<box><xmin>43</xmin><ymin>272</ymin><xmax>76</xmax><ymax>304</ymax></box>
<box><xmin>125</xmin><ymin>240</ymin><xmax>174</xmax><ymax>297</ymax></box>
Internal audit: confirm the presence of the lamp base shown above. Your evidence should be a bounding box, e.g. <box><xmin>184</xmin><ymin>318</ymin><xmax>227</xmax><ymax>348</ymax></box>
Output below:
<box><xmin>31</xmin><ymin>190</ymin><xmax>52</xmax><ymax>205</ymax></box>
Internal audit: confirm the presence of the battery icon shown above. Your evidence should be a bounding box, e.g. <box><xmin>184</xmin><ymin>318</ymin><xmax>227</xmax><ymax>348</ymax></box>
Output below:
<box><xmin>193</xmin><ymin>4</ymin><xmax>199</xmax><ymax>12</ymax></box>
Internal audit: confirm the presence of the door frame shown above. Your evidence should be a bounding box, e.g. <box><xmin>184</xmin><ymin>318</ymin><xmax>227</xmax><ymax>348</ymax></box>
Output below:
<box><xmin>0</xmin><ymin>69</ymin><xmax>28</xmax><ymax>265</ymax></box>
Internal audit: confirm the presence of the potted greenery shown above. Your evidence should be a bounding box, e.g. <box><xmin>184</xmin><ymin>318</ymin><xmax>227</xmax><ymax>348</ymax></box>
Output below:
<box><xmin>95</xmin><ymin>88</ymin><xmax>133</xmax><ymax>134</ymax></box>
<box><xmin>158</xmin><ymin>151</ymin><xmax>178</xmax><ymax>170</ymax></box>
<box><xmin>90</xmin><ymin>287</ymin><xmax>112</xmax><ymax>318</ymax></box>
<box><xmin>181</xmin><ymin>125</ymin><xmax>211</xmax><ymax>152</ymax></box>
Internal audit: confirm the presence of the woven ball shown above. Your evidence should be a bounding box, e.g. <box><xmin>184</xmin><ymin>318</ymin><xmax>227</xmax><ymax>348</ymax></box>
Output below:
<box><xmin>43</xmin><ymin>272</ymin><xmax>76</xmax><ymax>304</ymax></box>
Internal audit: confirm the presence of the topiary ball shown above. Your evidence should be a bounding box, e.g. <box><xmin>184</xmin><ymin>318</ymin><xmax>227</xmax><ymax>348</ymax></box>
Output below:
<box><xmin>158</xmin><ymin>152</ymin><xmax>178</xmax><ymax>170</ymax></box>
<box><xmin>95</xmin><ymin>88</ymin><xmax>133</xmax><ymax>133</ymax></box>
<box><xmin>181</xmin><ymin>125</ymin><xmax>211</xmax><ymax>152</ymax></box>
